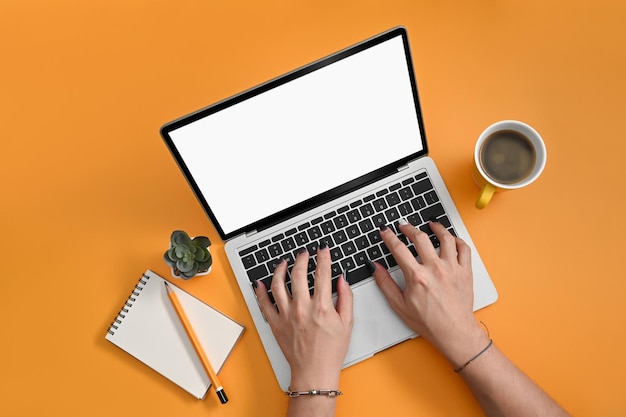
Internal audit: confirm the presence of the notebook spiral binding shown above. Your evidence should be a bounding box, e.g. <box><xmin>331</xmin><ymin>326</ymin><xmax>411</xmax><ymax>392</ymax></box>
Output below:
<box><xmin>107</xmin><ymin>273</ymin><xmax>151</xmax><ymax>336</ymax></box>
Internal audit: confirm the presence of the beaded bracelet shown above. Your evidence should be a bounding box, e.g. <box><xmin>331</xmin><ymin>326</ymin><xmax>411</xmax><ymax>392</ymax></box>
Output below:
<box><xmin>285</xmin><ymin>387</ymin><xmax>343</xmax><ymax>398</ymax></box>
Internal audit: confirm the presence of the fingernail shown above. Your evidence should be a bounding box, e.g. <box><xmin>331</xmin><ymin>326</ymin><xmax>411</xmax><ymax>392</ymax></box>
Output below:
<box><xmin>429</xmin><ymin>216</ymin><xmax>439</xmax><ymax>223</ymax></box>
<box><xmin>319</xmin><ymin>239</ymin><xmax>328</xmax><ymax>249</ymax></box>
<box><xmin>379</xmin><ymin>225</ymin><xmax>388</xmax><ymax>232</ymax></box>
<box><xmin>398</xmin><ymin>218</ymin><xmax>408</xmax><ymax>226</ymax></box>
<box><xmin>296</xmin><ymin>247</ymin><xmax>307</xmax><ymax>256</ymax></box>
<box><xmin>252</xmin><ymin>280</ymin><xmax>259</xmax><ymax>289</ymax></box>
<box><xmin>342</xmin><ymin>268</ymin><xmax>349</xmax><ymax>282</ymax></box>
<box><xmin>364</xmin><ymin>259</ymin><xmax>376</xmax><ymax>274</ymax></box>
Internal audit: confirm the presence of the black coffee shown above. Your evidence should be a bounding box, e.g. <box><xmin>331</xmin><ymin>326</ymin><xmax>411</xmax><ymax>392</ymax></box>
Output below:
<box><xmin>479</xmin><ymin>130</ymin><xmax>536</xmax><ymax>184</ymax></box>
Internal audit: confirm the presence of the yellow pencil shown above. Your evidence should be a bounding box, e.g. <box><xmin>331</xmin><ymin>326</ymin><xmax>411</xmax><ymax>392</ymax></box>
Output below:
<box><xmin>164</xmin><ymin>281</ymin><xmax>229</xmax><ymax>404</ymax></box>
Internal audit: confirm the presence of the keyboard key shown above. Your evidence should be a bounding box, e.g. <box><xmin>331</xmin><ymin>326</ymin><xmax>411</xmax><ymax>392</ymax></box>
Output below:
<box><xmin>354</xmin><ymin>251</ymin><xmax>368</xmax><ymax>266</ymax></box>
<box><xmin>255</xmin><ymin>248</ymin><xmax>270</xmax><ymax>263</ymax></box>
<box><xmin>239</xmin><ymin>245</ymin><xmax>257</xmax><ymax>256</ymax></box>
<box><xmin>398</xmin><ymin>202</ymin><xmax>413</xmax><ymax>216</ymax></box>
<box><xmin>372</xmin><ymin>198</ymin><xmax>387</xmax><ymax>212</ymax></box>
<box><xmin>340</xmin><ymin>257</ymin><xmax>356</xmax><ymax>271</ymax></box>
<box><xmin>294</xmin><ymin>231</ymin><xmax>309</xmax><ymax>246</ymax></box>
<box><xmin>247</xmin><ymin>264</ymin><xmax>268</xmax><ymax>282</ymax></box>
<box><xmin>268</xmin><ymin>243</ymin><xmax>283</xmax><ymax>257</ymax></box>
<box><xmin>366</xmin><ymin>245</ymin><xmax>383</xmax><ymax>260</ymax></box>
<box><xmin>389</xmin><ymin>183</ymin><xmax>401</xmax><ymax>191</ymax></box>
<box><xmin>354</xmin><ymin>235</ymin><xmax>369</xmax><ymax>250</ymax></box>
<box><xmin>420</xmin><ymin>203</ymin><xmax>445</xmax><ymax>222</ymax></box>
<box><xmin>337</xmin><ymin>205</ymin><xmax>350</xmax><ymax>214</ymax></box>
<box><xmin>407</xmin><ymin>213</ymin><xmax>421</xmax><ymax>226</ymax></box>
<box><xmin>266</xmin><ymin>258</ymin><xmax>282</xmax><ymax>273</ymax></box>
<box><xmin>281</xmin><ymin>237</ymin><xmax>296</xmax><ymax>253</ymax></box>
<box><xmin>424</xmin><ymin>190</ymin><xmax>439</xmax><ymax>205</ymax></box>
<box><xmin>359</xmin><ymin>203</ymin><xmax>375</xmax><ymax>218</ymax></box>
<box><xmin>412</xmin><ymin>178</ymin><xmax>434</xmax><ymax>195</ymax></box>
<box><xmin>358</xmin><ymin>218</ymin><xmax>375</xmax><ymax>234</ymax></box>
<box><xmin>411</xmin><ymin>195</ymin><xmax>426</xmax><ymax>210</ymax></box>
<box><xmin>306</xmin><ymin>241</ymin><xmax>319</xmax><ymax>255</ymax></box>
<box><xmin>332</xmin><ymin>229</ymin><xmax>348</xmax><ymax>245</ymax></box>
<box><xmin>341</xmin><ymin>240</ymin><xmax>357</xmax><ymax>256</ymax></box>
<box><xmin>272</xmin><ymin>233</ymin><xmax>284</xmax><ymax>242</ymax></box>
<box><xmin>324</xmin><ymin>211</ymin><xmax>337</xmax><ymax>219</ymax></box>
<box><xmin>350</xmin><ymin>200</ymin><xmax>363</xmax><ymax>208</ymax></box>
<box><xmin>330</xmin><ymin>247</ymin><xmax>343</xmax><ymax>262</ymax></box>
<box><xmin>363</xmin><ymin>193</ymin><xmax>375</xmax><ymax>202</ymax></box>
<box><xmin>333</xmin><ymin>214</ymin><xmax>348</xmax><ymax>229</ymax></box>
<box><xmin>372</xmin><ymin>213</ymin><xmax>386</xmax><ymax>227</ymax></box>
<box><xmin>385</xmin><ymin>192</ymin><xmax>400</xmax><ymax>206</ymax></box>
<box><xmin>307</xmin><ymin>226</ymin><xmax>322</xmax><ymax>240</ymax></box>
<box><xmin>242</xmin><ymin>254</ymin><xmax>256</xmax><ymax>269</ymax></box>
<box><xmin>368</xmin><ymin>230</ymin><xmax>382</xmax><ymax>244</ymax></box>
<box><xmin>347</xmin><ymin>265</ymin><xmax>371</xmax><ymax>285</ymax></box>
<box><xmin>311</xmin><ymin>217</ymin><xmax>323</xmax><ymax>225</ymax></box>
<box><xmin>399</xmin><ymin>186</ymin><xmax>414</xmax><ymax>200</ymax></box>
<box><xmin>345</xmin><ymin>224</ymin><xmax>360</xmax><ymax>239</ymax></box>
<box><xmin>385</xmin><ymin>207</ymin><xmax>400</xmax><ymax>222</ymax></box>
<box><xmin>320</xmin><ymin>220</ymin><xmax>335</xmax><ymax>234</ymax></box>
<box><xmin>346</xmin><ymin>209</ymin><xmax>361</xmax><ymax>223</ymax></box>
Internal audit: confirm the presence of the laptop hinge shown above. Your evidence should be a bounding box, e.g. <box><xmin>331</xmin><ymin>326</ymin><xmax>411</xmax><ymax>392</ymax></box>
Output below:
<box><xmin>245</xmin><ymin>229</ymin><xmax>258</xmax><ymax>238</ymax></box>
<box><xmin>396</xmin><ymin>163</ymin><xmax>411</xmax><ymax>172</ymax></box>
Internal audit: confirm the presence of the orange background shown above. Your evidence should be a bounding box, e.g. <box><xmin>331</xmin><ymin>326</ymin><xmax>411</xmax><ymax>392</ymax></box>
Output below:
<box><xmin>2</xmin><ymin>1</ymin><xmax>625</xmax><ymax>416</ymax></box>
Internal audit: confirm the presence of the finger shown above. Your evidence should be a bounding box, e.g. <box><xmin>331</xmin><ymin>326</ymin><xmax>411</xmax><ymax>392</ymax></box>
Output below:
<box><xmin>313</xmin><ymin>242</ymin><xmax>332</xmax><ymax>301</ymax></box>
<box><xmin>378</xmin><ymin>225</ymin><xmax>423</xmax><ymax>274</ymax></box>
<box><xmin>270</xmin><ymin>259</ymin><xmax>290</xmax><ymax>311</ymax></box>
<box><xmin>335</xmin><ymin>272</ymin><xmax>354</xmax><ymax>326</ymax></box>
<box><xmin>397</xmin><ymin>220</ymin><xmax>439</xmax><ymax>264</ymax></box>
<box><xmin>456</xmin><ymin>237</ymin><xmax>472</xmax><ymax>269</ymax></box>
<box><xmin>254</xmin><ymin>280</ymin><xmax>279</xmax><ymax>322</ymax></box>
<box><xmin>370</xmin><ymin>259</ymin><xmax>405</xmax><ymax>313</ymax></box>
<box><xmin>429</xmin><ymin>221</ymin><xmax>457</xmax><ymax>261</ymax></box>
<box><xmin>290</xmin><ymin>248</ymin><xmax>310</xmax><ymax>301</ymax></box>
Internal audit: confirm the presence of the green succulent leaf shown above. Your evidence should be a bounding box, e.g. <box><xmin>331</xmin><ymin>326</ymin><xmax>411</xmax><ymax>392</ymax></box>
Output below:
<box><xmin>163</xmin><ymin>251</ymin><xmax>175</xmax><ymax>266</ymax></box>
<box><xmin>176</xmin><ymin>259</ymin><xmax>195</xmax><ymax>273</ymax></box>
<box><xmin>181</xmin><ymin>263</ymin><xmax>199</xmax><ymax>278</ymax></box>
<box><xmin>174</xmin><ymin>244</ymin><xmax>191</xmax><ymax>259</ymax></box>
<box><xmin>192</xmin><ymin>236</ymin><xmax>211</xmax><ymax>248</ymax></box>
<box><xmin>171</xmin><ymin>230</ymin><xmax>193</xmax><ymax>247</ymax></box>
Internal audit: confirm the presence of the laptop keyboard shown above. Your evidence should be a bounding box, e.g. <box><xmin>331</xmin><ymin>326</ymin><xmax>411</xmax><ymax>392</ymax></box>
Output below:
<box><xmin>239</xmin><ymin>171</ymin><xmax>456</xmax><ymax>307</ymax></box>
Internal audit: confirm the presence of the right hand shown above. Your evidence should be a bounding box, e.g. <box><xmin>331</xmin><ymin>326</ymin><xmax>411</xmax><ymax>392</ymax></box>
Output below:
<box><xmin>371</xmin><ymin>220</ymin><xmax>489</xmax><ymax>367</ymax></box>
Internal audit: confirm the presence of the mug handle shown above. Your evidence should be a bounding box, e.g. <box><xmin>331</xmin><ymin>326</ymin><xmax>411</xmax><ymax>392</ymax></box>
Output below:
<box><xmin>476</xmin><ymin>183</ymin><xmax>496</xmax><ymax>209</ymax></box>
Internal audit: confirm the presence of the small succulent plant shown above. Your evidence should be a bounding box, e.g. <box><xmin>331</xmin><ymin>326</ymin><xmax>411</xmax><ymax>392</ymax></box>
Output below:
<box><xmin>164</xmin><ymin>230</ymin><xmax>212</xmax><ymax>279</ymax></box>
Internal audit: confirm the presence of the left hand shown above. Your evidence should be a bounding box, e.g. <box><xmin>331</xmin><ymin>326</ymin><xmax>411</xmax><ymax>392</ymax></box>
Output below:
<box><xmin>255</xmin><ymin>244</ymin><xmax>354</xmax><ymax>390</ymax></box>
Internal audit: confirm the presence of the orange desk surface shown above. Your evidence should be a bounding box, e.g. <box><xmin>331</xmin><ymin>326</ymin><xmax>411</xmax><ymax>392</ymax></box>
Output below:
<box><xmin>2</xmin><ymin>1</ymin><xmax>625</xmax><ymax>416</ymax></box>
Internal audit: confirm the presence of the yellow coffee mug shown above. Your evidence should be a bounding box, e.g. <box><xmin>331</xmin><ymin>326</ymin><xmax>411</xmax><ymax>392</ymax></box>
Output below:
<box><xmin>473</xmin><ymin>120</ymin><xmax>546</xmax><ymax>209</ymax></box>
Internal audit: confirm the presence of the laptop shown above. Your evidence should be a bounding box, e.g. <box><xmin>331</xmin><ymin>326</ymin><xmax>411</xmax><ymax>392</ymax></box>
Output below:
<box><xmin>160</xmin><ymin>26</ymin><xmax>498</xmax><ymax>390</ymax></box>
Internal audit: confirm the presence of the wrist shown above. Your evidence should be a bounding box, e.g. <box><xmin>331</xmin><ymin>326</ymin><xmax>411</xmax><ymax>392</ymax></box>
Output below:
<box><xmin>289</xmin><ymin>370</ymin><xmax>341</xmax><ymax>393</ymax></box>
<box><xmin>432</xmin><ymin>320</ymin><xmax>491</xmax><ymax>369</ymax></box>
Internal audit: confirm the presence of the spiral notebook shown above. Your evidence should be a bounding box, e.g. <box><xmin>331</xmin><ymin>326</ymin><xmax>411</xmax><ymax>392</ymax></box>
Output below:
<box><xmin>105</xmin><ymin>270</ymin><xmax>244</xmax><ymax>399</ymax></box>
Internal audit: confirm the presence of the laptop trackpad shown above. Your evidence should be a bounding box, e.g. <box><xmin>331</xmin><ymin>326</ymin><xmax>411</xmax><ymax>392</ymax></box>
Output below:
<box><xmin>343</xmin><ymin>273</ymin><xmax>416</xmax><ymax>366</ymax></box>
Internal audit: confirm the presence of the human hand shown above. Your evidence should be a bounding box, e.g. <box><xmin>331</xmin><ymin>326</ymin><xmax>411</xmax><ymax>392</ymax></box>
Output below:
<box><xmin>372</xmin><ymin>219</ymin><xmax>489</xmax><ymax>367</ymax></box>
<box><xmin>255</xmin><ymin>244</ymin><xmax>354</xmax><ymax>390</ymax></box>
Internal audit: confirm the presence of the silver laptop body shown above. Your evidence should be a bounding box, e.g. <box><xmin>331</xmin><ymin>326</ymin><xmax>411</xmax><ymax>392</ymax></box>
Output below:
<box><xmin>161</xmin><ymin>27</ymin><xmax>498</xmax><ymax>390</ymax></box>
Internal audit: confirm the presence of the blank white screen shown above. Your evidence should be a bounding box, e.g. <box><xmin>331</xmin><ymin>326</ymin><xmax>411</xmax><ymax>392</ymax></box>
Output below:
<box><xmin>169</xmin><ymin>35</ymin><xmax>423</xmax><ymax>236</ymax></box>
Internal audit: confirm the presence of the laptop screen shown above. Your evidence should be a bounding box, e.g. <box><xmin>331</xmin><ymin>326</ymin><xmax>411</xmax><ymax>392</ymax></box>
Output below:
<box><xmin>162</xmin><ymin>28</ymin><xmax>427</xmax><ymax>239</ymax></box>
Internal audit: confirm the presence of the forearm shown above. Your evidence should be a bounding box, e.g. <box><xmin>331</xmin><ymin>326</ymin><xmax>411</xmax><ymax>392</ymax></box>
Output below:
<box><xmin>454</xmin><ymin>341</ymin><xmax>570</xmax><ymax>417</ymax></box>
